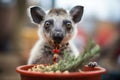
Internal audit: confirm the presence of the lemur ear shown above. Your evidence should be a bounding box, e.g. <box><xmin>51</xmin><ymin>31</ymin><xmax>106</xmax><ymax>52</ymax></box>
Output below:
<box><xmin>30</xmin><ymin>6</ymin><xmax>46</xmax><ymax>24</ymax></box>
<box><xmin>70</xmin><ymin>6</ymin><xmax>84</xmax><ymax>23</ymax></box>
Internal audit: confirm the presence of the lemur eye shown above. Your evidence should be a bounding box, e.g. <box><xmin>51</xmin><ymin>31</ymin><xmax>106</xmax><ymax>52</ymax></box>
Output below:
<box><xmin>44</xmin><ymin>19</ymin><xmax>53</xmax><ymax>31</ymax></box>
<box><xmin>45</xmin><ymin>21</ymin><xmax>51</xmax><ymax>26</ymax></box>
<box><xmin>63</xmin><ymin>20</ymin><xmax>72</xmax><ymax>31</ymax></box>
<box><xmin>66</xmin><ymin>22</ymin><xmax>72</xmax><ymax>30</ymax></box>
<box><xmin>44</xmin><ymin>21</ymin><xmax>51</xmax><ymax>30</ymax></box>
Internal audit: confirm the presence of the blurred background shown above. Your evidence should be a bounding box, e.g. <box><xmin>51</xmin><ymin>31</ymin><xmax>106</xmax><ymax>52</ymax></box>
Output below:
<box><xmin>0</xmin><ymin>0</ymin><xmax>120</xmax><ymax>80</ymax></box>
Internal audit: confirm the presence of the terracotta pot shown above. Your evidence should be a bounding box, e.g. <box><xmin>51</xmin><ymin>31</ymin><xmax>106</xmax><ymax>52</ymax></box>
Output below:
<box><xmin>16</xmin><ymin>64</ymin><xmax>106</xmax><ymax>80</ymax></box>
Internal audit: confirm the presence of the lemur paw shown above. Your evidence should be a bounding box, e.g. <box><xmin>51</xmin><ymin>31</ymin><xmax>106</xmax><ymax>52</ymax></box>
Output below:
<box><xmin>88</xmin><ymin>62</ymin><xmax>98</xmax><ymax>68</ymax></box>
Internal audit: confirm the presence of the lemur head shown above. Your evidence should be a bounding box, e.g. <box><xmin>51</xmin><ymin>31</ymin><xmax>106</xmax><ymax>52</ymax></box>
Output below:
<box><xmin>29</xmin><ymin>6</ymin><xmax>84</xmax><ymax>45</ymax></box>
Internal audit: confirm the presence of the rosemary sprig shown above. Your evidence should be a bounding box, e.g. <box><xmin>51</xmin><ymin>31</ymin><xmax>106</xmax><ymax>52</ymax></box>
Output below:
<box><xmin>51</xmin><ymin>40</ymin><xmax>100</xmax><ymax>72</ymax></box>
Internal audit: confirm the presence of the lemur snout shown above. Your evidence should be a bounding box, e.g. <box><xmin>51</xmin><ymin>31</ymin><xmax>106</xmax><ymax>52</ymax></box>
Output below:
<box><xmin>52</xmin><ymin>30</ymin><xmax>64</xmax><ymax>44</ymax></box>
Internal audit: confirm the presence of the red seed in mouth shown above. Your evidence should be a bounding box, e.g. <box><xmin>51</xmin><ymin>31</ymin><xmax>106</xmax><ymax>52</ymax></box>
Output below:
<box><xmin>52</xmin><ymin>49</ymin><xmax>60</xmax><ymax>53</ymax></box>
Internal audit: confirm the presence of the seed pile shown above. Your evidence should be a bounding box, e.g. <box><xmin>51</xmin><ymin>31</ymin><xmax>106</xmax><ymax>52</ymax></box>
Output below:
<box><xmin>28</xmin><ymin>63</ymin><xmax>69</xmax><ymax>73</ymax></box>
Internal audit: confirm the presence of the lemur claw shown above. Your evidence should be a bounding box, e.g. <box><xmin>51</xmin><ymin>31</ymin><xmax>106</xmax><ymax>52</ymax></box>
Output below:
<box><xmin>88</xmin><ymin>62</ymin><xmax>98</xmax><ymax>68</ymax></box>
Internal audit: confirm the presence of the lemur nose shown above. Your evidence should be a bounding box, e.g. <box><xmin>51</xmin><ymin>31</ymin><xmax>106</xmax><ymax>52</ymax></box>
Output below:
<box><xmin>52</xmin><ymin>31</ymin><xmax>64</xmax><ymax>44</ymax></box>
<box><xmin>55</xmin><ymin>32</ymin><xmax>61</xmax><ymax>36</ymax></box>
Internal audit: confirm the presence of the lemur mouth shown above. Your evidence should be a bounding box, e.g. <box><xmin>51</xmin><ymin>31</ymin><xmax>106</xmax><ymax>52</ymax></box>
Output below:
<box><xmin>53</xmin><ymin>38</ymin><xmax>63</xmax><ymax>44</ymax></box>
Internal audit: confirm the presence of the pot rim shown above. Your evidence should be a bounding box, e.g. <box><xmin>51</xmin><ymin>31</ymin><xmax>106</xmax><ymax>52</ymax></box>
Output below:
<box><xmin>16</xmin><ymin>64</ymin><xmax>106</xmax><ymax>77</ymax></box>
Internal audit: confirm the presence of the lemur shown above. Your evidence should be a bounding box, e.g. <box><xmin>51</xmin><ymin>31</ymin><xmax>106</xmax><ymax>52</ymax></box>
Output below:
<box><xmin>28</xmin><ymin>6</ymin><xmax>84</xmax><ymax>64</ymax></box>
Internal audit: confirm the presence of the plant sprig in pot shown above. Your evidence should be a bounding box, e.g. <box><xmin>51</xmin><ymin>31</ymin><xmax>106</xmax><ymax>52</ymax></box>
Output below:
<box><xmin>45</xmin><ymin>40</ymin><xmax>100</xmax><ymax>72</ymax></box>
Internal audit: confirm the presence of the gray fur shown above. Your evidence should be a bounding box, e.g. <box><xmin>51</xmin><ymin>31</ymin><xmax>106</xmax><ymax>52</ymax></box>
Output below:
<box><xmin>28</xmin><ymin>6</ymin><xmax>84</xmax><ymax>64</ymax></box>
<box><xmin>28</xmin><ymin>40</ymin><xmax>76</xmax><ymax>64</ymax></box>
